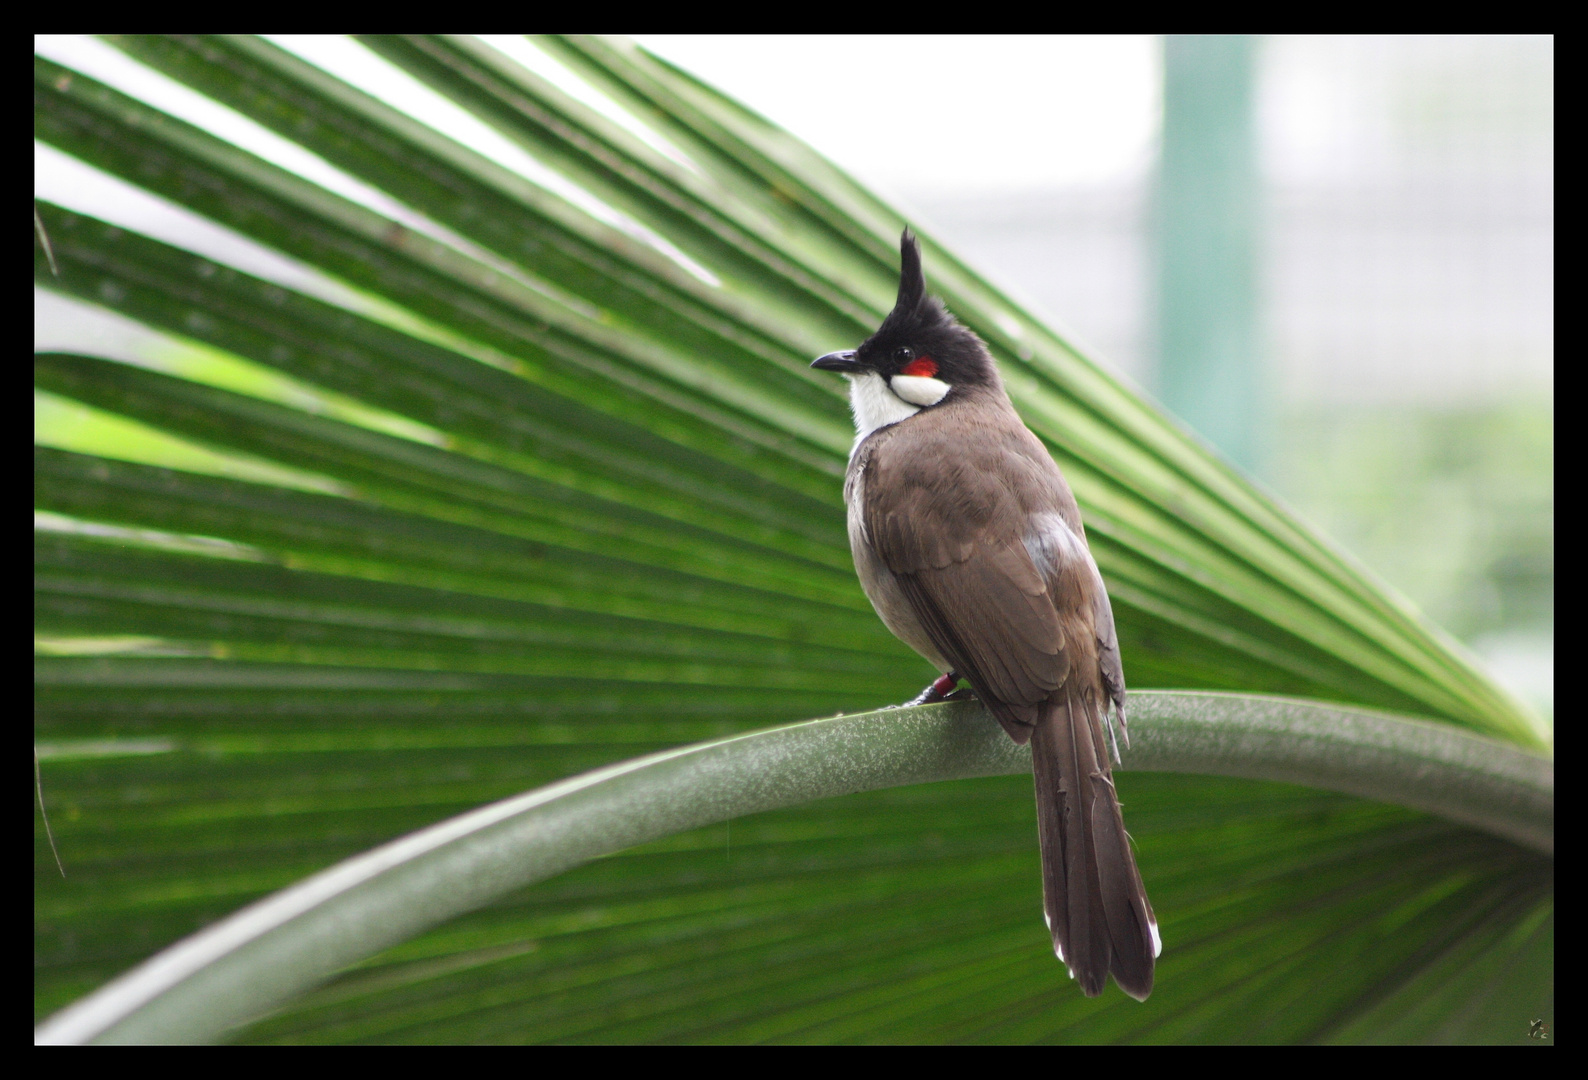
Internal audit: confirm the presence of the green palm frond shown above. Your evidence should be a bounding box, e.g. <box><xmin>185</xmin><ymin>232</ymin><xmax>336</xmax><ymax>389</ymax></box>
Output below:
<box><xmin>36</xmin><ymin>35</ymin><xmax>1550</xmax><ymax>1044</ymax></box>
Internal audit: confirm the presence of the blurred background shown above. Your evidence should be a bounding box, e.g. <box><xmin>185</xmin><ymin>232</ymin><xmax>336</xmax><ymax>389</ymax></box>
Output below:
<box><xmin>37</xmin><ymin>34</ymin><xmax>1553</xmax><ymax>721</ymax></box>
<box><xmin>636</xmin><ymin>34</ymin><xmax>1555</xmax><ymax>722</ymax></box>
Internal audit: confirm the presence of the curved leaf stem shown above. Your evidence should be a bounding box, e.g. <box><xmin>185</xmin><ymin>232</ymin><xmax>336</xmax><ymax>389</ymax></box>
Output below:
<box><xmin>35</xmin><ymin>691</ymin><xmax>1550</xmax><ymax>1045</ymax></box>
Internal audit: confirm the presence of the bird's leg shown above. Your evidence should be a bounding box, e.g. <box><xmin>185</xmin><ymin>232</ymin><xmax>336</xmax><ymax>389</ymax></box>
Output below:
<box><xmin>904</xmin><ymin>671</ymin><xmax>972</xmax><ymax>707</ymax></box>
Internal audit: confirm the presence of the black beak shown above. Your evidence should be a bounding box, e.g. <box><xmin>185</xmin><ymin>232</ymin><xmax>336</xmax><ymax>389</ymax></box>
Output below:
<box><xmin>811</xmin><ymin>350</ymin><xmax>861</xmax><ymax>373</ymax></box>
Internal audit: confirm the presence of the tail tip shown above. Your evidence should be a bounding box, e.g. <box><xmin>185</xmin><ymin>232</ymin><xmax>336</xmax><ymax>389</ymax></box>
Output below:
<box><xmin>1118</xmin><ymin>979</ymin><xmax>1153</xmax><ymax>1003</ymax></box>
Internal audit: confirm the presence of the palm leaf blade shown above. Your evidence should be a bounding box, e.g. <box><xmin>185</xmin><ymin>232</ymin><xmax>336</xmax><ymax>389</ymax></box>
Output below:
<box><xmin>35</xmin><ymin>35</ymin><xmax>1549</xmax><ymax>1043</ymax></box>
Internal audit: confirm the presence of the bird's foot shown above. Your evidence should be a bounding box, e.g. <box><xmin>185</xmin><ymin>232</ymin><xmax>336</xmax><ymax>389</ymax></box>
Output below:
<box><xmin>901</xmin><ymin>671</ymin><xmax>973</xmax><ymax>708</ymax></box>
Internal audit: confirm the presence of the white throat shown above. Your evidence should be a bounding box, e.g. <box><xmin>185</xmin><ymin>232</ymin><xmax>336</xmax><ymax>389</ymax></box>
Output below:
<box><xmin>845</xmin><ymin>371</ymin><xmax>951</xmax><ymax>449</ymax></box>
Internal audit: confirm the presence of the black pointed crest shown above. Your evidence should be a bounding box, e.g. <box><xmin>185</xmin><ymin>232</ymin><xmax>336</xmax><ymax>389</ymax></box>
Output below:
<box><xmin>894</xmin><ymin>227</ymin><xmax>926</xmax><ymax>319</ymax></box>
<box><xmin>854</xmin><ymin>226</ymin><xmax>998</xmax><ymax>389</ymax></box>
<box><xmin>876</xmin><ymin>228</ymin><xmax>933</xmax><ymax>340</ymax></box>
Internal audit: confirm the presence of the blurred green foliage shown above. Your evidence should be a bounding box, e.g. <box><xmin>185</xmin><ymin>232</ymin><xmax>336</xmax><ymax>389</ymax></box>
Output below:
<box><xmin>1273</xmin><ymin>402</ymin><xmax>1552</xmax><ymax>639</ymax></box>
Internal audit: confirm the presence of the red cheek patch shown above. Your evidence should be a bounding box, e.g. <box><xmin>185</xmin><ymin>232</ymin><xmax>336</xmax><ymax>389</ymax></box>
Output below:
<box><xmin>900</xmin><ymin>357</ymin><xmax>938</xmax><ymax>378</ymax></box>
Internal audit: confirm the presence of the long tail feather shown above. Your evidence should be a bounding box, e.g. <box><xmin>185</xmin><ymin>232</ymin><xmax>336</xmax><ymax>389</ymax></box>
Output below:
<box><xmin>1032</xmin><ymin>689</ymin><xmax>1157</xmax><ymax>999</ymax></box>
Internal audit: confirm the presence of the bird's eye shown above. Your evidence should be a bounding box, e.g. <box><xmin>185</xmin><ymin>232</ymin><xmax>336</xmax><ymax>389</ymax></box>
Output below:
<box><xmin>892</xmin><ymin>346</ymin><xmax>915</xmax><ymax>365</ymax></box>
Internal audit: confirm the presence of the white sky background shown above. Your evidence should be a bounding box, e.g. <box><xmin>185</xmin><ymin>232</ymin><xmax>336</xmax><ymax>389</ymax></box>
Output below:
<box><xmin>637</xmin><ymin>36</ymin><xmax>1162</xmax><ymax>201</ymax></box>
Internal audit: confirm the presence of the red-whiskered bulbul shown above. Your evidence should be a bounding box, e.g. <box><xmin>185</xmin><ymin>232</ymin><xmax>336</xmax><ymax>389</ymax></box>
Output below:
<box><xmin>812</xmin><ymin>230</ymin><xmax>1159</xmax><ymax>1000</ymax></box>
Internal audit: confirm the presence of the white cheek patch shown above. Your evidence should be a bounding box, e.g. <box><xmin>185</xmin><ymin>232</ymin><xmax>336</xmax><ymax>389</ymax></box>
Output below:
<box><xmin>847</xmin><ymin>371</ymin><xmax>921</xmax><ymax>447</ymax></box>
<box><xmin>889</xmin><ymin>374</ymin><xmax>951</xmax><ymax>406</ymax></box>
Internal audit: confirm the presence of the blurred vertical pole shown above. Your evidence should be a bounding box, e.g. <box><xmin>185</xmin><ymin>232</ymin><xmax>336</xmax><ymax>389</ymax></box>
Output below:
<box><xmin>1155</xmin><ymin>35</ymin><xmax>1262</xmax><ymax>474</ymax></box>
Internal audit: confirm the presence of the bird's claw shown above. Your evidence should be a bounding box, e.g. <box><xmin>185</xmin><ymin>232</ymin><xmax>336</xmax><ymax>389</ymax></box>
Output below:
<box><xmin>899</xmin><ymin>672</ymin><xmax>971</xmax><ymax>708</ymax></box>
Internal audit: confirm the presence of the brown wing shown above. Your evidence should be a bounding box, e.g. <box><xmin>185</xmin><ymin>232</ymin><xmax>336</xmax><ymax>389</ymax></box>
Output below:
<box><xmin>860</xmin><ymin>411</ymin><xmax>1081</xmax><ymax>741</ymax></box>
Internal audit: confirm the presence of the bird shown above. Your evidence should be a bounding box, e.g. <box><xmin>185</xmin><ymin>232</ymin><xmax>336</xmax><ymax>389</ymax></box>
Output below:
<box><xmin>811</xmin><ymin>229</ymin><xmax>1160</xmax><ymax>1000</ymax></box>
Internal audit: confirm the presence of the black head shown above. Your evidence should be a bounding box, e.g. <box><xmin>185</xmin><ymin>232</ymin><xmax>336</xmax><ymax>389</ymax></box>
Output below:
<box><xmin>811</xmin><ymin>229</ymin><xmax>998</xmax><ymax>397</ymax></box>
